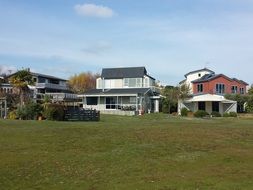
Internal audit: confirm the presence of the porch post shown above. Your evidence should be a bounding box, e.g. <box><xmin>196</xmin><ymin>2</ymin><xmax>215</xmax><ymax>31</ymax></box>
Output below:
<box><xmin>219</xmin><ymin>102</ymin><xmax>223</xmax><ymax>114</ymax></box>
<box><xmin>4</xmin><ymin>99</ymin><xmax>7</xmax><ymax>118</ymax></box>
<box><xmin>154</xmin><ymin>99</ymin><xmax>159</xmax><ymax>113</ymax></box>
<box><xmin>136</xmin><ymin>95</ymin><xmax>138</xmax><ymax>111</ymax></box>
<box><xmin>98</xmin><ymin>96</ymin><xmax>100</xmax><ymax>110</ymax></box>
<box><xmin>116</xmin><ymin>96</ymin><xmax>118</xmax><ymax>110</ymax></box>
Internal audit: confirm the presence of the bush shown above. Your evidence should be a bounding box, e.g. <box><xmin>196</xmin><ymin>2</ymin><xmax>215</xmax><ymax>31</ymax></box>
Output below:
<box><xmin>223</xmin><ymin>113</ymin><xmax>230</xmax><ymax>117</ymax></box>
<box><xmin>43</xmin><ymin>103</ymin><xmax>65</xmax><ymax>121</ymax></box>
<box><xmin>229</xmin><ymin>112</ymin><xmax>237</xmax><ymax>117</ymax></box>
<box><xmin>8</xmin><ymin>110</ymin><xmax>17</xmax><ymax>120</ymax></box>
<box><xmin>16</xmin><ymin>102</ymin><xmax>42</xmax><ymax>120</ymax></box>
<box><xmin>223</xmin><ymin>112</ymin><xmax>238</xmax><ymax>117</ymax></box>
<box><xmin>211</xmin><ymin>111</ymin><xmax>221</xmax><ymax>117</ymax></box>
<box><xmin>194</xmin><ymin>110</ymin><xmax>209</xmax><ymax>118</ymax></box>
<box><xmin>181</xmin><ymin>108</ymin><xmax>189</xmax><ymax>117</ymax></box>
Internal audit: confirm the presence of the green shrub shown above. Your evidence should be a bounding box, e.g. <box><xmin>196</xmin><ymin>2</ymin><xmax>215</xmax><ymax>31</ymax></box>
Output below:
<box><xmin>223</xmin><ymin>112</ymin><xmax>238</xmax><ymax>117</ymax></box>
<box><xmin>16</xmin><ymin>102</ymin><xmax>42</xmax><ymax>120</ymax></box>
<box><xmin>211</xmin><ymin>111</ymin><xmax>221</xmax><ymax>117</ymax></box>
<box><xmin>229</xmin><ymin>112</ymin><xmax>237</xmax><ymax>117</ymax></box>
<box><xmin>181</xmin><ymin>108</ymin><xmax>189</xmax><ymax>117</ymax></box>
<box><xmin>43</xmin><ymin>103</ymin><xmax>65</xmax><ymax>121</ymax></box>
<box><xmin>223</xmin><ymin>112</ymin><xmax>230</xmax><ymax>117</ymax></box>
<box><xmin>194</xmin><ymin>110</ymin><xmax>209</xmax><ymax>118</ymax></box>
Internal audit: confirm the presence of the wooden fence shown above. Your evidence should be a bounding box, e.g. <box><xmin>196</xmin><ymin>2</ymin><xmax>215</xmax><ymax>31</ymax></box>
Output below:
<box><xmin>64</xmin><ymin>108</ymin><xmax>100</xmax><ymax>121</ymax></box>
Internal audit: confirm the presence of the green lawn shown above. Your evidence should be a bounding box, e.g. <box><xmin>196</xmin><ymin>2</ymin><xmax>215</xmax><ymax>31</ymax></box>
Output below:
<box><xmin>1</xmin><ymin>114</ymin><xmax>253</xmax><ymax>190</ymax></box>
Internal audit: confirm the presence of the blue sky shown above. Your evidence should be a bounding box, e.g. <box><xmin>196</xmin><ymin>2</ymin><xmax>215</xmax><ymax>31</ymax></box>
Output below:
<box><xmin>0</xmin><ymin>0</ymin><xmax>253</xmax><ymax>85</ymax></box>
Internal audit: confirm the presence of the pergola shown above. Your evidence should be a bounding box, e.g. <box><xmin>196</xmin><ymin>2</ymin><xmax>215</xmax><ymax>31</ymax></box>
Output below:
<box><xmin>0</xmin><ymin>97</ymin><xmax>7</xmax><ymax>119</ymax></box>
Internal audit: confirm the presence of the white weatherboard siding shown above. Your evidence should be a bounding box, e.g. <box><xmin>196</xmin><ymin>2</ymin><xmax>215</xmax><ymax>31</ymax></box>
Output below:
<box><xmin>185</xmin><ymin>70</ymin><xmax>213</xmax><ymax>93</ymax></box>
<box><xmin>96</xmin><ymin>76</ymin><xmax>155</xmax><ymax>89</ymax></box>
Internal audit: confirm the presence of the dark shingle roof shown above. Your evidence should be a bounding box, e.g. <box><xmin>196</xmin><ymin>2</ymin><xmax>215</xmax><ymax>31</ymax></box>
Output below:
<box><xmin>184</xmin><ymin>68</ymin><xmax>215</xmax><ymax>78</ymax></box>
<box><xmin>84</xmin><ymin>88</ymin><xmax>153</xmax><ymax>95</ymax></box>
<box><xmin>101</xmin><ymin>67</ymin><xmax>154</xmax><ymax>79</ymax></box>
<box><xmin>192</xmin><ymin>74</ymin><xmax>233</xmax><ymax>83</ymax></box>
<box><xmin>31</xmin><ymin>72</ymin><xmax>67</xmax><ymax>81</ymax></box>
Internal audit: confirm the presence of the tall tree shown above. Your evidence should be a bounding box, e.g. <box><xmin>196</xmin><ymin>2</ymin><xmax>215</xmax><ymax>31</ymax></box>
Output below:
<box><xmin>248</xmin><ymin>84</ymin><xmax>253</xmax><ymax>95</ymax></box>
<box><xmin>178</xmin><ymin>83</ymin><xmax>191</xmax><ymax>100</ymax></box>
<box><xmin>9</xmin><ymin>69</ymin><xmax>34</xmax><ymax>105</ymax></box>
<box><xmin>161</xmin><ymin>86</ymin><xmax>179</xmax><ymax>113</ymax></box>
<box><xmin>68</xmin><ymin>72</ymin><xmax>99</xmax><ymax>94</ymax></box>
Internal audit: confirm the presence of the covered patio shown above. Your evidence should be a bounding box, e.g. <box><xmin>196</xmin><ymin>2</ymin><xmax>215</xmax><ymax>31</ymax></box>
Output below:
<box><xmin>178</xmin><ymin>94</ymin><xmax>237</xmax><ymax>115</ymax></box>
<box><xmin>79</xmin><ymin>88</ymin><xmax>160</xmax><ymax>116</ymax></box>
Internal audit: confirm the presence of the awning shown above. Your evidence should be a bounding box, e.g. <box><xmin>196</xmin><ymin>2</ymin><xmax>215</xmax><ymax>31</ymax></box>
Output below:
<box><xmin>184</xmin><ymin>94</ymin><xmax>236</xmax><ymax>103</ymax></box>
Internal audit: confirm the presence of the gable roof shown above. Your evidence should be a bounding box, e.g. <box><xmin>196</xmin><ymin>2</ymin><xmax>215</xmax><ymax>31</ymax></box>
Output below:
<box><xmin>192</xmin><ymin>74</ymin><xmax>233</xmax><ymax>83</ymax></box>
<box><xmin>184</xmin><ymin>68</ymin><xmax>215</xmax><ymax>78</ymax></box>
<box><xmin>101</xmin><ymin>67</ymin><xmax>155</xmax><ymax>79</ymax></box>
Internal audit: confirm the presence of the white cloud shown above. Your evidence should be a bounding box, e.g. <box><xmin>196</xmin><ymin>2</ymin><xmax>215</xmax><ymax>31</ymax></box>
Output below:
<box><xmin>74</xmin><ymin>3</ymin><xmax>115</xmax><ymax>18</ymax></box>
<box><xmin>0</xmin><ymin>65</ymin><xmax>17</xmax><ymax>75</ymax></box>
<box><xmin>82</xmin><ymin>41</ymin><xmax>112</xmax><ymax>54</ymax></box>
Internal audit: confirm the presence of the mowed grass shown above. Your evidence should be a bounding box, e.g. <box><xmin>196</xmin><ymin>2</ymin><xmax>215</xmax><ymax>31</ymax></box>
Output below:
<box><xmin>1</xmin><ymin>114</ymin><xmax>253</xmax><ymax>190</ymax></box>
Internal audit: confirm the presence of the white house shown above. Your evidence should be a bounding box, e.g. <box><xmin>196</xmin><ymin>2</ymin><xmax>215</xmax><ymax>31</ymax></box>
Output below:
<box><xmin>79</xmin><ymin>67</ymin><xmax>160</xmax><ymax>115</ymax></box>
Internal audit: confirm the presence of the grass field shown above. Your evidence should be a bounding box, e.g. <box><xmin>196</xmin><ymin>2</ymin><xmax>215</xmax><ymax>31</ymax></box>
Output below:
<box><xmin>1</xmin><ymin>114</ymin><xmax>253</xmax><ymax>190</ymax></box>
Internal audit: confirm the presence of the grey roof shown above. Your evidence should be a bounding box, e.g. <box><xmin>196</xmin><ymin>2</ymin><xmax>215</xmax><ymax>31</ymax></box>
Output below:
<box><xmin>192</xmin><ymin>74</ymin><xmax>233</xmax><ymax>83</ymax></box>
<box><xmin>84</xmin><ymin>88</ymin><xmax>153</xmax><ymax>95</ymax></box>
<box><xmin>184</xmin><ymin>68</ymin><xmax>215</xmax><ymax>78</ymax></box>
<box><xmin>179</xmin><ymin>79</ymin><xmax>186</xmax><ymax>85</ymax></box>
<box><xmin>6</xmin><ymin>71</ymin><xmax>67</xmax><ymax>81</ymax></box>
<box><xmin>101</xmin><ymin>67</ymin><xmax>155</xmax><ymax>79</ymax></box>
<box><xmin>31</xmin><ymin>72</ymin><xmax>67</xmax><ymax>81</ymax></box>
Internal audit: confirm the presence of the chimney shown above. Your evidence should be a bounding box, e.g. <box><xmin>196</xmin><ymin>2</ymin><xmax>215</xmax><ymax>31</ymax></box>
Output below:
<box><xmin>102</xmin><ymin>78</ymin><xmax>105</xmax><ymax>92</ymax></box>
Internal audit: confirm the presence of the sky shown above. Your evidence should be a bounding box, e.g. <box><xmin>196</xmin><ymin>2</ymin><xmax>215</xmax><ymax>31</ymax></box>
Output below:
<box><xmin>0</xmin><ymin>0</ymin><xmax>253</xmax><ymax>85</ymax></box>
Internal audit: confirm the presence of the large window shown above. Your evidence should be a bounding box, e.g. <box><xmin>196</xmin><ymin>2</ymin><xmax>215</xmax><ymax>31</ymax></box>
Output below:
<box><xmin>87</xmin><ymin>97</ymin><xmax>98</xmax><ymax>105</ymax></box>
<box><xmin>212</xmin><ymin>101</ymin><xmax>219</xmax><ymax>112</ymax></box>
<box><xmin>216</xmin><ymin>84</ymin><xmax>225</xmax><ymax>94</ymax></box>
<box><xmin>231</xmin><ymin>86</ymin><xmax>238</xmax><ymax>94</ymax></box>
<box><xmin>198</xmin><ymin>102</ymin><xmax>206</xmax><ymax>111</ymax></box>
<box><xmin>129</xmin><ymin>97</ymin><xmax>137</xmax><ymax>104</ymax></box>
<box><xmin>197</xmin><ymin>84</ymin><xmax>203</xmax><ymax>93</ymax></box>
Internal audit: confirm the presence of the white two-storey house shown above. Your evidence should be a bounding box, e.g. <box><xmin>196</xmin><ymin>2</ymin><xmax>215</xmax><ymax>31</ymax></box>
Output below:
<box><xmin>79</xmin><ymin>67</ymin><xmax>160</xmax><ymax>115</ymax></box>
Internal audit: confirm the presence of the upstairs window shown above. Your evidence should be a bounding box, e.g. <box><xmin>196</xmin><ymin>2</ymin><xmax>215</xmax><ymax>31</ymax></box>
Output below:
<box><xmin>124</xmin><ymin>78</ymin><xmax>142</xmax><ymax>87</ymax></box>
<box><xmin>197</xmin><ymin>84</ymin><xmax>203</xmax><ymax>93</ymax></box>
<box><xmin>231</xmin><ymin>86</ymin><xmax>238</xmax><ymax>94</ymax></box>
<box><xmin>240</xmin><ymin>87</ymin><xmax>245</xmax><ymax>94</ymax></box>
<box><xmin>216</xmin><ymin>84</ymin><xmax>225</xmax><ymax>94</ymax></box>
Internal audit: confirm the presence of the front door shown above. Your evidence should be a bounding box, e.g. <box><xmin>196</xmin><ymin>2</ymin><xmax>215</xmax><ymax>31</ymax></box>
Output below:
<box><xmin>106</xmin><ymin>97</ymin><xmax>116</xmax><ymax>109</ymax></box>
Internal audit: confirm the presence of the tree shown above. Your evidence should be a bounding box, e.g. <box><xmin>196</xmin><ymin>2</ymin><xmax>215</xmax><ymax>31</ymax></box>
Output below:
<box><xmin>225</xmin><ymin>94</ymin><xmax>249</xmax><ymax>113</ymax></box>
<box><xmin>178</xmin><ymin>83</ymin><xmax>191</xmax><ymax>100</ymax></box>
<box><xmin>161</xmin><ymin>86</ymin><xmax>179</xmax><ymax>113</ymax></box>
<box><xmin>9</xmin><ymin>69</ymin><xmax>34</xmax><ymax>106</ymax></box>
<box><xmin>68</xmin><ymin>72</ymin><xmax>100</xmax><ymax>94</ymax></box>
<box><xmin>248</xmin><ymin>84</ymin><xmax>253</xmax><ymax>95</ymax></box>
